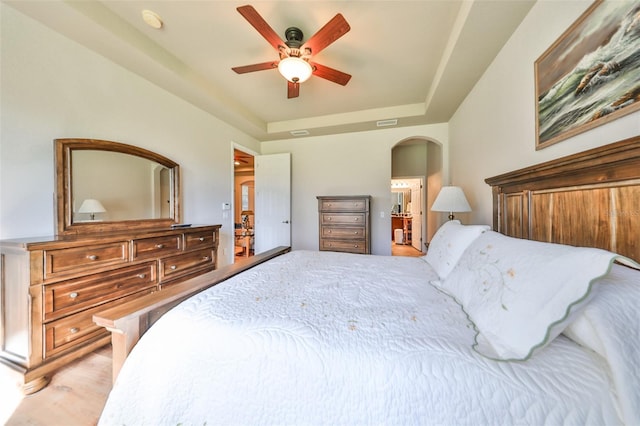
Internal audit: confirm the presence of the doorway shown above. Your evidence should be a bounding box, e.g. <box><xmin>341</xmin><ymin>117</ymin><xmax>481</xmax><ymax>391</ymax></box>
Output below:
<box><xmin>390</xmin><ymin>138</ymin><xmax>442</xmax><ymax>257</ymax></box>
<box><xmin>391</xmin><ymin>178</ymin><xmax>424</xmax><ymax>257</ymax></box>
<box><xmin>234</xmin><ymin>149</ymin><xmax>255</xmax><ymax>260</ymax></box>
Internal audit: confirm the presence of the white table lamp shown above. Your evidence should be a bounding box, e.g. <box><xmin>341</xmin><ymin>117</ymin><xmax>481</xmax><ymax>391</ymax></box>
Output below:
<box><xmin>78</xmin><ymin>198</ymin><xmax>107</xmax><ymax>220</ymax></box>
<box><xmin>431</xmin><ymin>186</ymin><xmax>471</xmax><ymax>220</ymax></box>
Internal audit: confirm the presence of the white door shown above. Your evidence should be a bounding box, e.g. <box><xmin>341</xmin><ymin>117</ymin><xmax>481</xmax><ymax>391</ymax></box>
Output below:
<box><xmin>410</xmin><ymin>180</ymin><xmax>423</xmax><ymax>252</ymax></box>
<box><xmin>254</xmin><ymin>153</ymin><xmax>291</xmax><ymax>253</ymax></box>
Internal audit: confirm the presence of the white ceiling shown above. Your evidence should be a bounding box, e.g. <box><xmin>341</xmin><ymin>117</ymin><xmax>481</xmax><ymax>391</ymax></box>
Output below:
<box><xmin>7</xmin><ymin>0</ymin><xmax>535</xmax><ymax>141</ymax></box>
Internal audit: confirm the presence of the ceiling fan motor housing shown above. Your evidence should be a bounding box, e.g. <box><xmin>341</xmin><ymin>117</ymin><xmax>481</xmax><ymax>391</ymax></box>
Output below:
<box><xmin>284</xmin><ymin>27</ymin><xmax>304</xmax><ymax>49</ymax></box>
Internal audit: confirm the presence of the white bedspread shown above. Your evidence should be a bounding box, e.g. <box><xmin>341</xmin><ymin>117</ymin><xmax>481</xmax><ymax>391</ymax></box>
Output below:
<box><xmin>99</xmin><ymin>250</ymin><xmax>624</xmax><ymax>425</ymax></box>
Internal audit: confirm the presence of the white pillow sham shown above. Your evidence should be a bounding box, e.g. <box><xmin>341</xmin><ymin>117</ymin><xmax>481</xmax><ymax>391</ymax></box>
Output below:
<box><xmin>432</xmin><ymin>231</ymin><xmax>637</xmax><ymax>361</ymax></box>
<box><xmin>423</xmin><ymin>220</ymin><xmax>490</xmax><ymax>279</ymax></box>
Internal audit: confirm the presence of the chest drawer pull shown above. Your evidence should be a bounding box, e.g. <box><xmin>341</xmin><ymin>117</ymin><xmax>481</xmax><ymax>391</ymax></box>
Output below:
<box><xmin>354</xmin><ymin>244</ymin><xmax>359</xmax><ymax>248</ymax></box>
<box><xmin>202</xmin><ymin>256</ymin><xmax>210</xmax><ymax>261</ymax></box>
<box><xmin>137</xmin><ymin>273</ymin><xmax>146</xmax><ymax>279</ymax></box>
<box><xmin>199</xmin><ymin>237</ymin><xmax>205</xmax><ymax>242</ymax></box>
<box><xmin>69</xmin><ymin>327</ymin><xmax>79</xmax><ymax>334</ymax></box>
<box><xmin>170</xmin><ymin>265</ymin><xmax>177</xmax><ymax>270</ymax></box>
<box><xmin>155</xmin><ymin>244</ymin><xmax>165</xmax><ymax>249</ymax></box>
<box><xmin>69</xmin><ymin>292</ymin><xmax>79</xmax><ymax>299</ymax></box>
<box><xmin>87</xmin><ymin>255</ymin><xmax>98</xmax><ymax>261</ymax></box>
<box><xmin>354</xmin><ymin>217</ymin><xmax>359</xmax><ymax>221</ymax></box>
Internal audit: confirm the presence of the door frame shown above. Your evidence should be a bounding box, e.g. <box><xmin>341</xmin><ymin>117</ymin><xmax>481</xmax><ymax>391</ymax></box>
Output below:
<box><xmin>231</xmin><ymin>142</ymin><xmax>259</xmax><ymax>264</ymax></box>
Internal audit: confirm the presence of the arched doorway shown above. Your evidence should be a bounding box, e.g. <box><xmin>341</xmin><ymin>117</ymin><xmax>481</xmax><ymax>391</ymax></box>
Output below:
<box><xmin>391</xmin><ymin>138</ymin><xmax>442</xmax><ymax>255</ymax></box>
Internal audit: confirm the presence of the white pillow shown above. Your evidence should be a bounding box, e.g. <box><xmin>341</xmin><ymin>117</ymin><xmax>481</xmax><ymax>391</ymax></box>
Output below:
<box><xmin>563</xmin><ymin>263</ymin><xmax>640</xmax><ymax>425</ymax></box>
<box><xmin>432</xmin><ymin>231</ymin><xmax>636</xmax><ymax>361</ymax></box>
<box><xmin>423</xmin><ymin>220</ymin><xmax>490</xmax><ymax>279</ymax></box>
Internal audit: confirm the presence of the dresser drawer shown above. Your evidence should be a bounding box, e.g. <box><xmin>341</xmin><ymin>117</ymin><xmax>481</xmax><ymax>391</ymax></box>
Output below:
<box><xmin>184</xmin><ymin>231</ymin><xmax>215</xmax><ymax>250</ymax></box>
<box><xmin>133</xmin><ymin>235</ymin><xmax>182</xmax><ymax>260</ymax></box>
<box><xmin>321</xmin><ymin>213</ymin><xmax>366</xmax><ymax>225</ymax></box>
<box><xmin>321</xmin><ymin>226</ymin><xmax>365</xmax><ymax>239</ymax></box>
<box><xmin>44</xmin><ymin>291</ymin><xmax>153</xmax><ymax>358</ymax></box>
<box><xmin>159</xmin><ymin>249</ymin><xmax>215</xmax><ymax>281</ymax></box>
<box><xmin>44</xmin><ymin>242</ymin><xmax>129</xmax><ymax>280</ymax></box>
<box><xmin>320</xmin><ymin>239</ymin><xmax>368</xmax><ymax>254</ymax></box>
<box><xmin>320</xmin><ymin>199</ymin><xmax>368</xmax><ymax>212</ymax></box>
<box><xmin>43</xmin><ymin>262</ymin><xmax>157</xmax><ymax>321</ymax></box>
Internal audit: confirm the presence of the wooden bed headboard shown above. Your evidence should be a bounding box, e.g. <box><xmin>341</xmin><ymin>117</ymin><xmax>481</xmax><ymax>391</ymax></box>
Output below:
<box><xmin>485</xmin><ymin>135</ymin><xmax>640</xmax><ymax>264</ymax></box>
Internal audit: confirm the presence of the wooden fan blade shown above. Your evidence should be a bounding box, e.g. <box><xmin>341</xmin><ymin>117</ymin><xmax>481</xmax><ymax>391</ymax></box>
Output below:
<box><xmin>311</xmin><ymin>62</ymin><xmax>351</xmax><ymax>86</ymax></box>
<box><xmin>237</xmin><ymin>5</ymin><xmax>285</xmax><ymax>51</ymax></box>
<box><xmin>301</xmin><ymin>14</ymin><xmax>350</xmax><ymax>56</ymax></box>
<box><xmin>288</xmin><ymin>81</ymin><xmax>300</xmax><ymax>98</ymax></box>
<box><xmin>232</xmin><ymin>61</ymin><xmax>278</xmax><ymax>74</ymax></box>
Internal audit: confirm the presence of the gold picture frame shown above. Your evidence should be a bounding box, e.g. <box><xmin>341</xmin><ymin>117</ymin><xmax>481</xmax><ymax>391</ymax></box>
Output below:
<box><xmin>535</xmin><ymin>0</ymin><xmax>640</xmax><ymax>150</ymax></box>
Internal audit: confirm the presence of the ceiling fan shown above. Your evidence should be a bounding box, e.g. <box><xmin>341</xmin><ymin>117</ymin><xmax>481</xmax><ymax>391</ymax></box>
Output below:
<box><xmin>232</xmin><ymin>5</ymin><xmax>351</xmax><ymax>99</ymax></box>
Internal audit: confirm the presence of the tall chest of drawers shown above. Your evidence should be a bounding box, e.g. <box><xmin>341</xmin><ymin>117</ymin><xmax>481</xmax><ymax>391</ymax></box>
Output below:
<box><xmin>0</xmin><ymin>224</ymin><xmax>220</xmax><ymax>393</ymax></box>
<box><xmin>317</xmin><ymin>196</ymin><xmax>371</xmax><ymax>254</ymax></box>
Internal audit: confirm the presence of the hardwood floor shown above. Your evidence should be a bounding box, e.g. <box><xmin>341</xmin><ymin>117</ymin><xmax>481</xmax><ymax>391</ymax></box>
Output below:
<box><xmin>0</xmin><ymin>346</ymin><xmax>112</xmax><ymax>425</ymax></box>
<box><xmin>391</xmin><ymin>242</ymin><xmax>424</xmax><ymax>257</ymax></box>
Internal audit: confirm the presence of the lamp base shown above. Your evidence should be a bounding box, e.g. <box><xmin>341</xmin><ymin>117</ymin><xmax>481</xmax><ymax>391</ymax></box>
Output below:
<box><xmin>448</xmin><ymin>213</ymin><xmax>455</xmax><ymax>220</ymax></box>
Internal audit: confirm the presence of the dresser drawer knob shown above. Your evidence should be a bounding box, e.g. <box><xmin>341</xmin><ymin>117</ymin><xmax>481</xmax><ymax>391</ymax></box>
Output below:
<box><xmin>170</xmin><ymin>265</ymin><xmax>177</xmax><ymax>270</ymax></box>
<box><xmin>87</xmin><ymin>255</ymin><xmax>98</xmax><ymax>261</ymax></box>
<box><xmin>327</xmin><ymin>230</ymin><xmax>332</xmax><ymax>233</ymax></box>
<box><xmin>199</xmin><ymin>237</ymin><xmax>205</xmax><ymax>242</ymax></box>
<box><xmin>203</xmin><ymin>256</ymin><xmax>210</xmax><ymax>261</ymax></box>
<box><xmin>354</xmin><ymin>217</ymin><xmax>359</xmax><ymax>221</ymax></box>
<box><xmin>354</xmin><ymin>244</ymin><xmax>359</xmax><ymax>248</ymax></box>
<box><xmin>70</xmin><ymin>327</ymin><xmax>79</xmax><ymax>334</ymax></box>
<box><xmin>327</xmin><ymin>217</ymin><xmax>332</xmax><ymax>221</ymax></box>
<box><xmin>155</xmin><ymin>244</ymin><xmax>165</xmax><ymax>249</ymax></box>
<box><xmin>69</xmin><ymin>292</ymin><xmax>78</xmax><ymax>299</ymax></box>
<box><xmin>137</xmin><ymin>273</ymin><xmax>146</xmax><ymax>279</ymax></box>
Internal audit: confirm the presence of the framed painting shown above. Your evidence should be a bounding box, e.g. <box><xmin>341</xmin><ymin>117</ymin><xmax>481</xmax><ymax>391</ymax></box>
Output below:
<box><xmin>535</xmin><ymin>0</ymin><xmax>640</xmax><ymax>150</ymax></box>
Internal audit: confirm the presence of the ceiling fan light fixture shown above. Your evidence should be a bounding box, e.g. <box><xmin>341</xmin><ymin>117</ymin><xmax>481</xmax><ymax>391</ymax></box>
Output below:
<box><xmin>278</xmin><ymin>57</ymin><xmax>313</xmax><ymax>83</ymax></box>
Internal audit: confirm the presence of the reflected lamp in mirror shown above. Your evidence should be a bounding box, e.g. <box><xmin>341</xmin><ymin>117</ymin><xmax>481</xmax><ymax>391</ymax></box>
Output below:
<box><xmin>78</xmin><ymin>198</ymin><xmax>107</xmax><ymax>221</ymax></box>
<box><xmin>241</xmin><ymin>210</ymin><xmax>254</xmax><ymax>229</ymax></box>
<box><xmin>431</xmin><ymin>186</ymin><xmax>471</xmax><ymax>220</ymax></box>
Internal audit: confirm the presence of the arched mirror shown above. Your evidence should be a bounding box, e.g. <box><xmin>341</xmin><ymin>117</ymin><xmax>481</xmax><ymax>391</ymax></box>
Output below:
<box><xmin>55</xmin><ymin>138</ymin><xmax>181</xmax><ymax>235</ymax></box>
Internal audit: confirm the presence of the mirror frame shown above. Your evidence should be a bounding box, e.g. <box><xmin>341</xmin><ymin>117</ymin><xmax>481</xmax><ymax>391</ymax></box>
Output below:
<box><xmin>55</xmin><ymin>138</ymin><xmax>181</xmax><ymax>235</ymax></box>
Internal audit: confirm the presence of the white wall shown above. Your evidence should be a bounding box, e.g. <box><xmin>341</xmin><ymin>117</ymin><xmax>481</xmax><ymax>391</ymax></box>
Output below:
<box><xmin>261</xmin><ymin>124</ymin><xmax>449</xmax><ymax>255</ymax></box>
<box><xmin>449</xmin><ymin>0</ymin><xmax>640</xmax><ymax>227</ymax></box>
<box><xmin>0</xmin><ymin>4</ymin><xmax>260</xmax><ymax>266</ymax></box>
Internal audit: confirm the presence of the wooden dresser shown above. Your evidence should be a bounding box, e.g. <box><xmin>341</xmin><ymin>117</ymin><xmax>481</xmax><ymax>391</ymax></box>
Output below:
<box><xmin>317</xmin><ymin>196</ymin><xmax>371</xmax><ymax>254</ymax></box>
<box><xmin>0</xmin><ymin>224</ymin><xmax>220</xmax><ymax>393</ymax></box>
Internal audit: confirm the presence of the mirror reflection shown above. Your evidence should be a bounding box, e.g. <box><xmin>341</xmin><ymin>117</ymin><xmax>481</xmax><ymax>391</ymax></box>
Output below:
<box><xmin>72</xmin><ymin>150</ymin><xmax>171</xmax><ymax>223</ymax></box>
<box><xmin>391</xmin><ymin>189</ymin><xmax>410</xmax><ymax>215</ymax></box>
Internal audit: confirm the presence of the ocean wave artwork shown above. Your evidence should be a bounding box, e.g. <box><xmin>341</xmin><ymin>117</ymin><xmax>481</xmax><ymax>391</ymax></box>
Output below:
<box><xmin>536</xmin><ymin>1</ymin><xmax>640</xmax><ymax>148</ymax></box>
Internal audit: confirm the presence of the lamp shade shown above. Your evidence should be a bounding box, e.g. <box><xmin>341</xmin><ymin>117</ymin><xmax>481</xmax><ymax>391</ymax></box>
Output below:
<box><xmin>431</xmin><ymin>186</ymin><xmax>471</xmax><ymax>213</ymax></box>
<box><xmin>78</xmin><ymin>199</ymin><xmax>106</xmax><ymax>220</ymax></box>
<box><xmin>278</xmin><ymin>57</ymin><xmax>313</xmax><ymax>83</ymax></box>
<box><xmin>78</xmin><ymin>199</ymin><xmax>106</xmax><ymax>214</ymax></box>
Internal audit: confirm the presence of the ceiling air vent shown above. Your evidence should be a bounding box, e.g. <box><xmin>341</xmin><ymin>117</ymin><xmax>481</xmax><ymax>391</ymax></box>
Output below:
<box><xmin>290</xmin><ymin>130</ymin><xmax>310</xmax><ymax>136</ymax></box>
<box><xmin>376</xmin><ymin>119</ymin><xmax>398</xmax><ymax>127</ymax></box>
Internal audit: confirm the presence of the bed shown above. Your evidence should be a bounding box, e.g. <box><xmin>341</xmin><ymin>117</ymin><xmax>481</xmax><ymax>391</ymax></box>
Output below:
<box><xmin>97</xmin><ymin>136</ymin><xmax>640</xmax><ymax>425</ymax></box>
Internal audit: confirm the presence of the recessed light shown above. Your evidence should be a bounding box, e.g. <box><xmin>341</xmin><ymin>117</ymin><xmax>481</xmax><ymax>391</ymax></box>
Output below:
<box><xmin>376</xmin><ymin>119</ymin><xmax>398</xmax><ymax>127</ymax></box>
<box><xmin>142</xmin><ymin>10</ymin><xmax>163</xmax><ymax>29</ymax></box>
<box><xmin>290</xmin><ymin>130</ymin><xmax>310</xmax><ymax>136</ymax></box>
